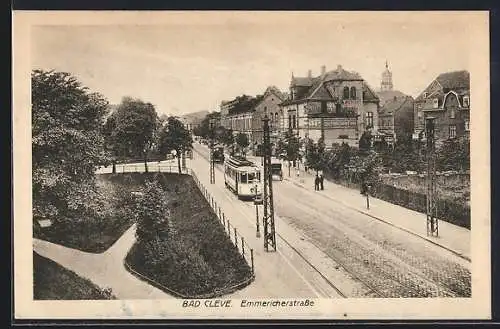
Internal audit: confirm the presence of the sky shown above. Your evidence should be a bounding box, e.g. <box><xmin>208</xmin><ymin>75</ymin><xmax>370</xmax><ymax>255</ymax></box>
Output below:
<box><xmin>30</xmin><ymin>11</ymin><xmax>480</xmax><ymax>116</ymax></box>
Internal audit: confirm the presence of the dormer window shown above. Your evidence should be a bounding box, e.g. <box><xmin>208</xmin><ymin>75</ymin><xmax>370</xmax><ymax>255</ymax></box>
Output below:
<box><xmin>433</xmin><ymin>98</ymin><xmax>439</xmax><ymax>109</ymax></box>
<box><xmin>423</xmin><ymin>92</ymin><xmax>428</xmax><ymax>99</ymax></box>
<box><xmin>463</xmin><ymin>95</ymin><xmax>470</xmax><ymax>107</ymax></box>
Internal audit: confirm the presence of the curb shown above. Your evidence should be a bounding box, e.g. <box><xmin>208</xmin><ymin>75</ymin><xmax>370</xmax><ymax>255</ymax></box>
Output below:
<box><xmin>284</xmin><ymin>177</ymin><xmax>471</xmax><ymax>262</ymax></box>
<box><xmin>124</xmin><ymin>249</ymin><xmax>255</xmax><ymax>299</ymax></box>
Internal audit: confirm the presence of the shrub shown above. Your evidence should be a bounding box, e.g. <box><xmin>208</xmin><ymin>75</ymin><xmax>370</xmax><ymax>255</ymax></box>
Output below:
<box><xmin>134</xmin><ymin>180</ymin><xmax>170</xmax><ymax>243</ymax></box>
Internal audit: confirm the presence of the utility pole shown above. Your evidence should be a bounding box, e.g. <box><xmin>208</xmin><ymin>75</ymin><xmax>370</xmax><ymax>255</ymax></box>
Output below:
<box><xmin>254</xmin><ymin>180</ymin><xmax>261</xmax><ymax>238</ymax></box>
<box><xmin>425</xmin><ymin>117</ymin><xmax>438</xmax><ymax>237</ymax></box>
<box><xmin>262</xmin><ymin>115</ymin><xmax>277</xmax><ymax>252</ymax></box>
<box><xmin>209</xmin><ymin>119</ymin><xmax>215</xmax><ymax>184</ymax></box>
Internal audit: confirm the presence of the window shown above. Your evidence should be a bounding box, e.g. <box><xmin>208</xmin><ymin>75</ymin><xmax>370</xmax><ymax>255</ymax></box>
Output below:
<box><xmin>464</xmin><ymin>120</ymin><xmax>470</xmax><ymax>131</ymax></box>
<box><xmin>240</xmin><ymin>173</ymin><xmax>247</xmax><ymax>183</ymax></box>
<box><xmin>288</xmin><ymin>115</ymin><xmax>292</xmax><ymax>129</ymax></box>
<box><xmin>292</xmin><ymin>115</ymin><xmax>296</xmax><ymax>129</ymax></box>
<box><xmin>463</xmin><ymin>96</ymin><xmax>470</xmax><ymax>107</ymax></box>
<box><xmin>275</xmin><ymin>112</ymin><xmax>278</xmax><ymax>123</ymax></box>
<box><xmin>343</xmin><ymin>86</ymin><xmax>350</xmax><ymax>99</ymax></box>
<box><xmin>433</xmin><ymin>98</ymin><xmax>439</xmax><ymax>109</ymax></box>
<box><xmin>423</xmin><ymin>92</ymin><xmax>428</xmax><ymax>99</ymax></box>
<box><xmin>449</xmin><ymin>125</ymin><xmax>457</xmax><ymax>139</ymax></box>
<box><xmin>366</xmin><ymin>112</ymin><xmax>373</xmax><ymax>128</ymax></box>
<box><xmin>450</xmin><ymin>108</ymin><xmax>455</xmax><ymax>119</ymax></box>
<box><xmin>350</xmin><ymin>87</ymin><xmax>357</xmax><ymax>99</ymax></box>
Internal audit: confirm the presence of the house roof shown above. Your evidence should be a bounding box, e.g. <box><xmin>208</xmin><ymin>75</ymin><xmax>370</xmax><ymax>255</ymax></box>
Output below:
<box><xmin>376</xmin><ymin>90</ymin><xmax>407</xmax><ymax>106</ymax></box>
<box><xmin>291</xmin><ymin>77</ymin><xmax>314</xmax><ymax>87</ymax></box>
<box><xmin>283</xmin><ymin>67</ymin><xmax>375</xmax><ymax>105</ymax></box>
<box><xmin>436</xmin><ymin>70</ymin><xmax>470</xmax><ymax>91</ymax></box>
<box><xmin>323</xmin><ymin>67</ymin><xmax>363</xmax><ymax>81</ymax></box>
<box><xmin>379</xmin><ymin>96</ymin><xmax>413</xmax><ymax>115</ymax></box>
<box><xmin>362</xmin><ymin>82</ymin><xmax>380</xmax><ymax>103</ymax></box>
<box><xmin>416</xmin><ymin>70</ymin><xmax>470</xmax><ymax>102</ymax></box>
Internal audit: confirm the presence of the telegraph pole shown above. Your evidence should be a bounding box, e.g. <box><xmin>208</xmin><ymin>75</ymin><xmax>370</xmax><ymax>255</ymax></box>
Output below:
<box><xmin>425</xmin><ymin>117</ymin><xmax>438</xmax><ymax>237</ymax></box>
<box><xmin>209</xmin><ymin>119</ymin><xmax>215</xmax><ymax>184</ymax></box>
<box><xmin>262</xmin><ymin>115</ymin><xmax>277</xmax><ymax>252</ymax></box>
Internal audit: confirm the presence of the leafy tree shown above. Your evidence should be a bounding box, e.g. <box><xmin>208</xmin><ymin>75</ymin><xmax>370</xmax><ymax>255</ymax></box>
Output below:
<box><xmin>387</xmin><ymin>136</ymin><xmax>425</xmax><ymax>173</ymax></box>
<box><xmin>216</xmin><ymin>126</ymin><xmax>235</xmax><ymax>155</ymax></box>
<box><xmin>134</xmin><ymin>180</ymin><xmax>169</xmax><ymax>242</ymax></box>
<box><xmin>235</xmin><ymin>132</ymin><xmax>249</xmax><ymax>157</ymax></box>
<box><xmin>276</xmin><ymin>131</ymin><xmax>301</xmax><ymax>176</ymax></box>
<box><xmin>305</xmin><ymin>137</ymin><xmax>326</xmax><ymax>173</ymax></box>
<box><xmin>323</xmin><ymin>142</ymin><xmax>353</xmax><ymax>179</ymax></box>
<box><xmin>436</xmin><ymin>136</ymin><xmax>470</xmax><ymax>172</ymax></box>
<box><xmin>158</xmin><ymin>116</ymin><xmax>193</xmax><ymax>173</ymax></box>
<box><xmin>32</xmin><ymin>69</ymin><xmax>109</xmax><ymax>226</ymax></box>
<box><xmin>108</xmin><ymin>97</ymin><xmax>159</xmax><ymax>172</ymax></box>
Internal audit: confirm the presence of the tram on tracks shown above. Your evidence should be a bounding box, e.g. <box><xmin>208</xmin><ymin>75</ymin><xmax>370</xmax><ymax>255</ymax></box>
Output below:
<box><xmin>224</xmin><ymin>156</ymin><xmax>262</xmax><ymax>200</ymax></box>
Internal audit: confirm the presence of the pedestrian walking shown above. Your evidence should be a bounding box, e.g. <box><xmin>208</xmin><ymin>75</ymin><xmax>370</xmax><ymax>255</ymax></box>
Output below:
<box><xmin>319</xmin><ymin>173</ymin><xmax>324</xmax><ymax>190</ymax></box>
<box><xmin>314</xmin><ymin>174</ymin><xmax>320</xmax><ymax>191</ymax></box>
<box><xmin>296</xmin><ymin>167</ymin><xmax>300</xmax><ymax>178</ymax></box>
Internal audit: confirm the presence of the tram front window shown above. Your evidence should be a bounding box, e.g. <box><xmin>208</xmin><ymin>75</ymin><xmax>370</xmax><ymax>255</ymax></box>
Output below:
<box><xmin>248</xmin><ymin>172</ymin><xmax>255</xmax><ymax>182</ymax></box>
<box><xmin>240</xmin><ymin>173</ymin><xmax>247</xmax><ymax>183</ymax></box>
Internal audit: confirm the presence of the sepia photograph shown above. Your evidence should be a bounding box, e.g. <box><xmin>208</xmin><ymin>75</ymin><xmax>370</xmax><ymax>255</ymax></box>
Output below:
<box><xmin>13</xmin><ymin>10</ymin><xmax>490</xmax><ymax>320</ymax></box>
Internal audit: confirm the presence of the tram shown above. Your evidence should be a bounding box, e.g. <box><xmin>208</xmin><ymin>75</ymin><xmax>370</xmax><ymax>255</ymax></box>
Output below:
<box><xmin>224</xmin><ymin>156</ymin><xmax>262</xmax><ymax>200</ymax></box>
<box><xmin>271</xmin><ymin>158</ymin><xmax>283</xmax><ymax>181</ymax></box>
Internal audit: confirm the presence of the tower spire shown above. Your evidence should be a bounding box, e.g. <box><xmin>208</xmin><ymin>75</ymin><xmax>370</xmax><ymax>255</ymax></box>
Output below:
<box><xmin>385</xmin><ymin>60</ymin><xmax>388</xmax><ymax>69</ymax></box>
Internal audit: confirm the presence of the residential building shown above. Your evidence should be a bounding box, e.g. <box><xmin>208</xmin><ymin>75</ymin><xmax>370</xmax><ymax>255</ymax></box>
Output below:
<box><xmin>220</xmin><ymin>87</ymin><xmax>286</xmax><ymax>154</ymax></box>
<box><xmin>220</xmin><ymin>95</ymin><xmax>258</xmax><ymax>147</ymax></box>
<box><xmin>377</xmin><ymin>96</ymin><xmax>415</xmax><ymax>145</ymax></box>
<box><xmin>251</xmin><ymin>86</ymin><xmax>286</xmax><ymax>151</ymax></box>
<box><xmin>413</xmin><ymin>70</ymin><xmax>470</xmax><ymax>143</ymax></box>
<box><xmin>280</xmin><ymin>65</ymin><xmax>380</xmax><ymax>148</ymax></box>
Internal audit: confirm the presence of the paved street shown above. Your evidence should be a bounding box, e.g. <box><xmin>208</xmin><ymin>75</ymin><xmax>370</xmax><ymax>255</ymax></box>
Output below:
<box><xmin>194</xmin><ymin>143</ymin><xmax>471</xmax><ymax>298</ymax></box>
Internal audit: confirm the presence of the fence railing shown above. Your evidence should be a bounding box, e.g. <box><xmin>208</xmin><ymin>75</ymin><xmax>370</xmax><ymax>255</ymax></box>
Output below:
<box><xmin>97</xmin><ymin>164</ymin><xmax>189</xmax><ymax>175</ymax></box>
<box><xmin>100</xmin><ymin>161</ymin><xmax>255</xmax><ymax>275</ymax></box>
<box><xmin>190</xmin><ymin>171</ymin><xmax>255</xmax><ymax>275</ymax></box>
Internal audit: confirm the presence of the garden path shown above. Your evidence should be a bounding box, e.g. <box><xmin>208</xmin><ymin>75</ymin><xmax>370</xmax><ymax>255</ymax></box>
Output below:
<box><xmin>33</xmin><ymin>224</ymin><xmax>174</xmax><ymax>299</ymax></box>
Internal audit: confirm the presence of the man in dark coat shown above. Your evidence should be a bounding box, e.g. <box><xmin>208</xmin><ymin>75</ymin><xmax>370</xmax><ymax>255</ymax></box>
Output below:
<box><xmin>319</xmin><ymin>173</ymin><xmax>324</xmax><ymax>190</ymax></box>
<box><xmin>314</xmin><ymin>174</ymin><xmax>320</xmax><ymax>191</ymax></box>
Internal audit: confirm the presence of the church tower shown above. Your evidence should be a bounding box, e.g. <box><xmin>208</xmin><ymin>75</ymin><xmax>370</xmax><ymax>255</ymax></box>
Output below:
<box><xmin>380</xmin><ymin>61</ymin><xmax>393</xmax><ymax>92</ymax></box>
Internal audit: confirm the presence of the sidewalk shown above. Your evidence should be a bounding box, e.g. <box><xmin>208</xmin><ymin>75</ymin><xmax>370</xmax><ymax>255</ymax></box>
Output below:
<box><xmin>33</xmin><ymin>224</ymin><xmax>173</xmax><ymax>299</ymax></box>
<box><xmin>278</xmin><ymin>163</ymin><xmax>471</xmax><ymax>261</ymax></box>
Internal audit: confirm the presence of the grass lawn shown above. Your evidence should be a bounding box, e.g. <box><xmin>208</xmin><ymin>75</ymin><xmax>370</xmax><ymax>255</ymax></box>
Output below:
<box><xmin>34</xmin><ymin>175</ymin><xmax>138</xmax><ymax>253</ymax></box>
<box><xmin>123</xmin><ymin>172</ymin><xmax>254</xmax><ymax>298</ymax></box>
<box><xmin>33</xmin><ymin>252</ymin><xmax>115</xmax><ymax>300</ymax></box>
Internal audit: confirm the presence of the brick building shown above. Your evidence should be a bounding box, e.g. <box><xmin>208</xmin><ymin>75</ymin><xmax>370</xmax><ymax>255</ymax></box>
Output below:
<box><xmin>413</xmin><ymin>70</ymin><xmax>470</xmax><ymax>143</ymax></box>
<box><xmin>219</xmin><ymin>86</ymin><xmax>286</xmax><ymax>153</ymax></box>
<box><xmin>280</xmin><ymin>65</ymin><xmax>380</xmax><ymax>148</ymax></box>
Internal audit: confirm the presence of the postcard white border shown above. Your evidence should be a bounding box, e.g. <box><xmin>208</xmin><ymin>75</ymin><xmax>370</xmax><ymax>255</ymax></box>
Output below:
<box><xmin>13</xmin><ymin>10</ymin><xmax>491</xmax><ymax>320</ymax></box>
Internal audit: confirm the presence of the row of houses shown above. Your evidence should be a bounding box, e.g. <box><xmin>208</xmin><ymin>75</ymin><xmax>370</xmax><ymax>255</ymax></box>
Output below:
<box><xmin>191</xmin><ymin>62</ymin><xmax>470</xmax><ymax>154</ymax></box>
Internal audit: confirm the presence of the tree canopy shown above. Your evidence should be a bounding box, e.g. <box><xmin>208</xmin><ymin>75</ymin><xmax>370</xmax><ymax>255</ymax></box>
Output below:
<box><xmin>235</xmin><ymin>132</ymin><xmax>249</xmax><ymax>157</ymax></box>
<box><xmin>158</xmin><ymin>116</ymin><xmax>193</xmax><ymax>173</ymax></box>
<box><xmin>32</xmin><ymin>69</ymin><xmax>109</xmax><ymax>224</ymax></box>
<box><xmin>104</xmin><ymin>97</ymin><xmax>159</xmax><ymax>171</ymax></box>
<box><xmin>305</xmin><ymin>138</ymin><xmax>326</xmax><ymax>172</ymax></box>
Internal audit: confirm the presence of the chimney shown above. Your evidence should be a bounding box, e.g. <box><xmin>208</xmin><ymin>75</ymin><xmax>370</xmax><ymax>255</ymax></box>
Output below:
<box><xmin>337</xmin><ymin>64</ymin><xmax>342</xmax><ymax>71</ymax></box>
<box><xmin>321</xmin><ymin>65</ymin><xmax>326</xmax><ymax>76</ymax></box>
<box><xmin>308</xmin><ymin>69</ymin><xmax>312</xmax><ymax>78</ymax></box>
